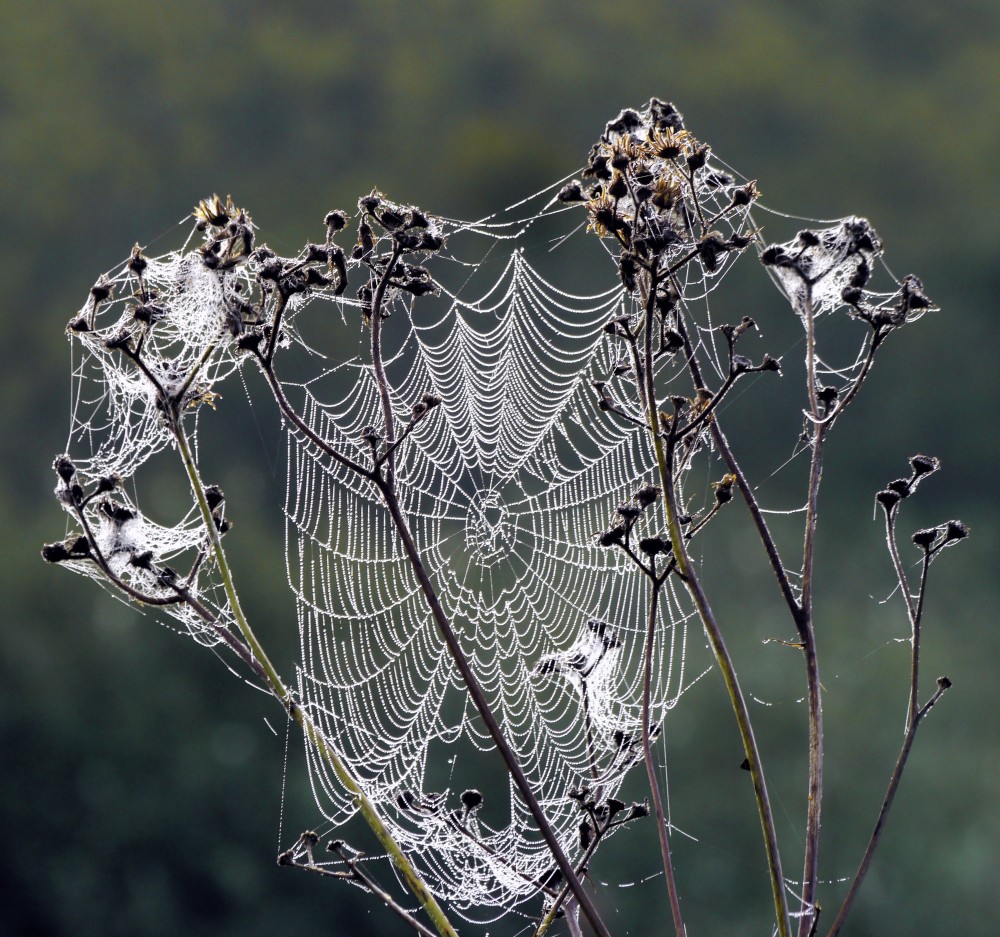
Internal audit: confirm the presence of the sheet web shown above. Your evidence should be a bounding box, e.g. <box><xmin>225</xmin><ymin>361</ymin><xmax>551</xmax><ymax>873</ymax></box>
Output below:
<box><xmin>56</xmin><ymin>246</ymin><xmax>273</xmax><ymax>647</ymax></box>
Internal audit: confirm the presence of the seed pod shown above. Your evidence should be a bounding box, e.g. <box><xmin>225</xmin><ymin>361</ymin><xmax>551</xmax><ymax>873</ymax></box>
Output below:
<box><xmin>943</xmin><ymin>520</ymin><xmax>969</xmax><ymax>543</ymax></box>
<box><xmin>41</xmin><ymin>542</ymin><xmax>71</xmax><ymax>563</ymax></box>
<box><xmin>461</xmin><ymin>789</ymin><xmax>483</xmax><ymax>811</ymax></box>
<box><xmin>909</xmin><ymin>454</ymin><xmax>940</xmax><ymax>477</ymax></box>
<box><xmin>876</xmin><ymin>489</ymin><xmax>901</xmax><ymax>511</ymax></box>
<box><xmin>597</xmin><ymin>525</ymin><xmax>627</xmax><ymax>547</ymax></box>
<box><xmin>638</xmin><ymin>536</ymin><xmax>669</xmax><ymax>556</ymax></box>
<box><xmin>54</xmin><ymin>455</ymin><xmax>76</xmax><ymax>483</ymax></box>
<box><xmin>634</xmin><ymin>485</ymin><xmax>660</xmax><ymax>508</ymax></box>
<box><xmin>324</xmin><ymin>210</ymin><xmax>348</xmax><ymax>232</ymax></box>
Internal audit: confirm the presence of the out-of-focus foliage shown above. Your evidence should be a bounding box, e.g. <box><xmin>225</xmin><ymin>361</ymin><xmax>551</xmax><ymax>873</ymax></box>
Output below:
<box><xmin>2</xmin><ymin>2</ymin><xmax>997</xmax><ymax>935</ymax></box>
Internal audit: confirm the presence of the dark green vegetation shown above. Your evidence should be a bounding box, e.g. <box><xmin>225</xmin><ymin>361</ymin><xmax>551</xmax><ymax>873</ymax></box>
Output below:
<box><xmin>3</xmin><ymin>2</ymin><xmax>998</xmax><ymax>935</ymax></box>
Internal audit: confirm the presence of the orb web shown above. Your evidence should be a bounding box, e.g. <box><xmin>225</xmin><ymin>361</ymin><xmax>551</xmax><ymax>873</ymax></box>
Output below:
<box><xmin>280</xmin><ymin>152</ymin><xmax>755</xmax><ymax>915</ymax></box>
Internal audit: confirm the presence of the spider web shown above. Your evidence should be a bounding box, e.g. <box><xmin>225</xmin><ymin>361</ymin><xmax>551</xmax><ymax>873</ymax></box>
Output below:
<box><xmin>52</xmin><ymin>101</ymin><xmax>919</xmax><ymax>923</ymax></box>
<box><xmin>279</xmin><ymin>183</ymin><xmax>748</xmax><ymax>916</ymax></box>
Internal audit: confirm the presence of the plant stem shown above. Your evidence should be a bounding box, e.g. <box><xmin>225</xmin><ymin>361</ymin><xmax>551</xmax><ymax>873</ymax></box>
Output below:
<box><xmin>797</xmin><ymin>290</ymin><xmax>825</xmax><ymax>937</ymax></box>
<box><xmin>360</xmin><ymin>257</ymin><xmax>611</xmax><ymax>937</ymax></box>
<box><xmin>641</xmin><ymin>280</ymin><xmax>790</xmax><ymax>937</ymax></box>
<box><xmin>171</xmin><ymin>414</ymin><xmax>459</xmax><ymax>937</ymax></box>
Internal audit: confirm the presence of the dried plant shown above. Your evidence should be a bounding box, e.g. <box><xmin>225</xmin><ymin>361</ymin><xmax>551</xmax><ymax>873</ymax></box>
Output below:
<box><xmin>45</xmin><ymin>101</ymin><xmax>965</xmax><ymax>937</ymax></box>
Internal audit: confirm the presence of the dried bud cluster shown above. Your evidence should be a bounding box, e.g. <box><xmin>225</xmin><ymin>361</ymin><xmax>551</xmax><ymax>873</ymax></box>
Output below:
<box><xmin>876</xmin><ymin>454</ymin><xmax>942</xmax><ymax>514</ymax></box>
<box><xmin>568</xmin><ymin>99</ymin><xmax>758</xmax><ymax>300</ymax></box>
<box><xmin>761</xmin><ymin>218</ymin><xmax>883</xmax><ymax>317</ymax></box>
<box><xmin>911</xmin><ymin>520</ymin><xmax>969</xmax><ymax>553</ymax></box>
<box><xmin>762</xmin><ymin>220</ymin><xmax>937</xmax><ymax>336</ymax></box>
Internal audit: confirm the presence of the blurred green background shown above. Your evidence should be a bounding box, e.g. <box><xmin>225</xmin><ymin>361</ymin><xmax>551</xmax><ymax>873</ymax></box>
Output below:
<box><xmin>2</xmin><ymin>1</ymin><xmax>997</xmax><ymax>935</ymax></box>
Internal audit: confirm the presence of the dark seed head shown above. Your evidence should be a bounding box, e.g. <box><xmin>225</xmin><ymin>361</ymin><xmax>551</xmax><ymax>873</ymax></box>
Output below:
<box><xmin>627</xmin><ymin>801</ymin><xmax>650</xmax><ymax>819</ymax></box>
<box><xmin>617</xmin><ymin>503</ymin><xmax>642</xmax><ymax>522</ymax></box>
<box><xmin>849</xmin><ymin>259</ymin><xmax>871</xmax><ymax>289</ymax></box>
<box><xmin>943</xmin><ymin>520</ymin><xmax>969</xmax><ymax>543</ymax></box>
<box><xmin>396</xmin><ymin>790</ymin><xmax>417</xmax><ymax>811</ymax></box>
<box><xmin>95</xmin><ymin>475</ymin><xmax>120</xmax><ymax>495</ymax></box>
<box><xmin>53</xmin><ymin>455</ymin><xmax>76</xmax><ymax>483</ymax></box>
<box><xmin>557</xmin><ymin>181</ymin><xmax>586</xmax><ymax>203</ymax></box>
<box><xmin>67</xmin><ymin>535</ymin><xmax>90</xmax><ymax>557</ymax></box>
<box><xmin>876</xmin><ymin>489</ymin><xmax>901</xmax><ymax>511</ymax></box>
<box><xmin>42</xmin><ymin>542</ymin><xmax>71</xmax><ymax>563</ymax></box>
<box><xmin>598</xmin><ymin>525</ymin><xmax>627</xmax><ymax>547</ymax></box>
<box><xmin>634</xmin><ymin>485</ymin><xmax>660</xmax><ymax>508</ymax></box>
<box><xmin>817</xmin><ymin>385</ymin><xmax>839</xmax><ymax>407</ymax></box>
<box><xmin>324</xmin><ymin>210</ymin><xmax>348</xmax><ymax>232</ymax></box>
<box><xmin>127</xmin><ymin>244</ymin><xmax>147</xmax><ymax>275</ymax></box>
<box><xmin>90</xmin><ymin>277</ymin><xmax>113</xmax><ymax>304</ymax></box>
<box><xmin>886</xmin><ymin>478</ymin><xmax>912</xmax><ymax>497</ymax></box>
<box><xmin>129</xmin><ymin>550</ymin><xmax>154</xmax><ymax>570</ymax></box>
<box><xmin>909</xmin><ymin>454</ymin><xmax>940</xmax><ymax>477</ymax></box>
<box><xmin>841</xmin><ymin>286</ymin><xmax>864</xmax><ymax>305</ymax></box>
<box><xmin>713</xmin><ymin>474</ymin><xmax>736</xmax><ymax>504</ymax></box>
<box><xmin>638</xmin><ymin>536</ymin><xmax>669</xmax><ymax>556</ymax></box>
<box><xmin>420</xmin><ymin>231</ymin><xmax>445</xmax><ymax>252</ymax></box>
<box><xmin>407</xmin><ymin>209</ymin><xmax>430</xmax><ymax>228</ymax></box>
<box><xmin>359</xmin><ymin>191</ymin><xmax>382</xmax><ymax>216</ymax></box>
<box><xmin>460</xmin><ymin>789</ymin><xmax>483</xmax><ymax>811</ymax></box>
<box><xmin>104</xmin><ymin>330</ymin><xmax>132</xmax><ymax>351</ymax></box>
<box><xmin>686</xmin><ymin>143</ymin><xmax>710</xmax><ymax>171</ymax></box>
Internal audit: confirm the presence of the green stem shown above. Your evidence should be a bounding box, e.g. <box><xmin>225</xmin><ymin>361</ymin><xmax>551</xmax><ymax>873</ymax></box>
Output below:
<box><xmin>171</xmin><ymin>416</ymin><xmax>459</xmax><ymax>937</ymax></box>
<box><xmin>640</xmin><ymin>282</ymin><xmax>790</xmax><ymax>937</ymax></box>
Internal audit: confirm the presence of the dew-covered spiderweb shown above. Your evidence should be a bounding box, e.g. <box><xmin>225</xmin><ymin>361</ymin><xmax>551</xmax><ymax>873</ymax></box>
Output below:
<box><xmin>52</xmin><ymin>101</ymin><xmax>925</xmax><ymax>923</ymax></box>
<box><xmin>55</xmin><ymin>242</ymin><xmax>266</xmax><ymax>645</ymax></box>
<box><xmin>271</xmin><ymin>123</ymin><xmax>766</xmax><ymax>918</ymax></box>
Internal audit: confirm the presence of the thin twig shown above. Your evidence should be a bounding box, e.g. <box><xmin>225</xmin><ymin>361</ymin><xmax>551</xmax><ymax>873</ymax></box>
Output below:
<box><xmin>641</xmin><ymin>275</ymin><xmax>787</xmax><ymax>937</ymax></box>
<box><xmin>824</xmin><ymin>678</ymin><xmax>950</xmax><ymax>937</ymax></box>
<box><xmin>796</xmin><ymin>287</ymin><xmax>825</xmax><ymax>937</ymax></box>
